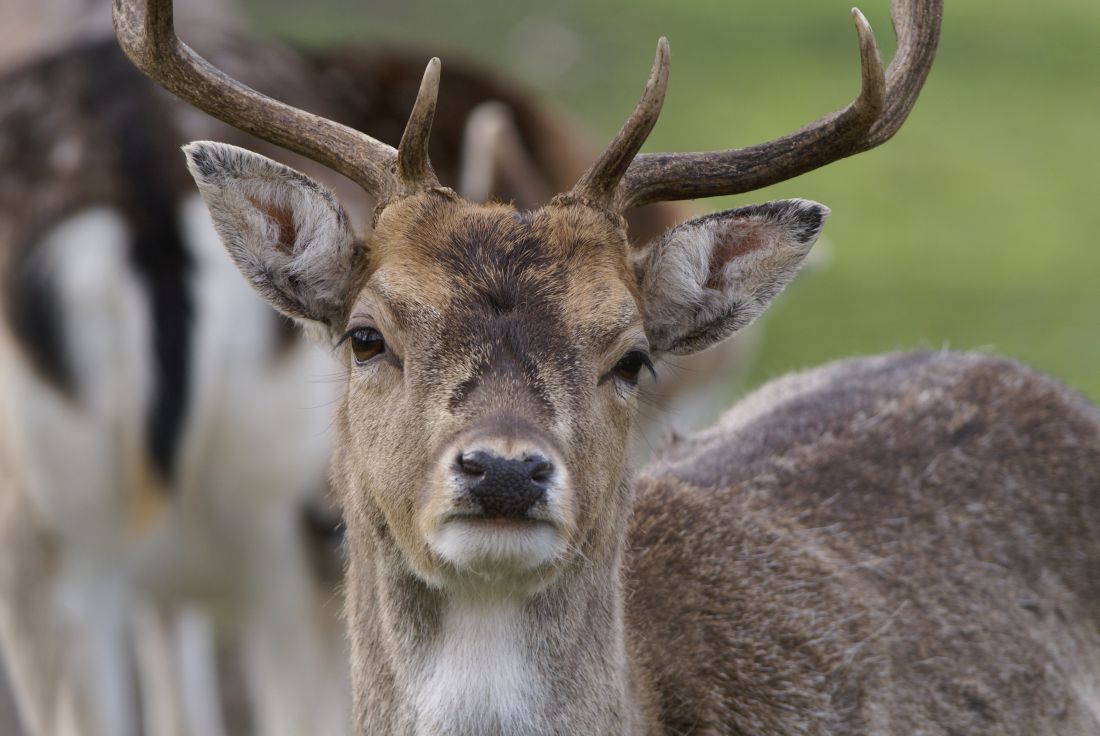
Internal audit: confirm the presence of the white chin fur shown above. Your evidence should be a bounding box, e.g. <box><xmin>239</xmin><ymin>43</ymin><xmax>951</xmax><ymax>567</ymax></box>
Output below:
<box><xmin>430</xmin><ymin>521</ymin><xmax>564</xmax><ymax>575</ymax></box>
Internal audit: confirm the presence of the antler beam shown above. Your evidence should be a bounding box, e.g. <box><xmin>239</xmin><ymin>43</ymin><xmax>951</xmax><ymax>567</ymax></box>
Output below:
<box><xmin>112</xmin><ymin>0</ymin><xmax>442</xmax><ymax>201</ymax></box>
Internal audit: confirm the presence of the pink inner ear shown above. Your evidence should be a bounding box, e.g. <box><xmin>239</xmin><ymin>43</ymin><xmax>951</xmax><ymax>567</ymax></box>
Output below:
<box><xmin>705</xmin><ymin>219</ymin><xmax>765</xmax><ymax>288</ymax></box>
<box><xmin>247</xmin><ymin>195</ymin><xmax>297</xmax><ymax>253</ymax></box>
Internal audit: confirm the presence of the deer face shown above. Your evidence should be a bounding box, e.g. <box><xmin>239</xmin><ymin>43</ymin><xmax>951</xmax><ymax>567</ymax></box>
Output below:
<box><xmin>339</xmin><ymin>194</ymin><xmax>641</xmax><ymax>586</ymax></box>
<box><xmin>184</xmin><ymin>141</ymin><xmax>827</xmax><ymax>590</ymax></box>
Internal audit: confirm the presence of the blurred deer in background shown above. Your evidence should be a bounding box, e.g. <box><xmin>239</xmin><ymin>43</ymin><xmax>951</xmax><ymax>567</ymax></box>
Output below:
<box><xmin>0</xmin><ymin>26</ymin><xmax>349</xmax><ymax>736</ymax></box>
<box><xmin>117</xmin><ymin>0</ymin><xmax>1100</xmax><ymax>732</ymax></box>
<box><xmin>0</xmin><ymin>1</ymin><xmax>751</xmax><ymax>734</ymax></box>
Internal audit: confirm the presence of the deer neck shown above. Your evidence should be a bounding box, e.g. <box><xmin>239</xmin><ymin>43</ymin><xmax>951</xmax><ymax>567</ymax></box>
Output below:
<box><xmin>348</xmin><ymin>487</ymin><xmax>646</xmax><ymax>736</ymax></box>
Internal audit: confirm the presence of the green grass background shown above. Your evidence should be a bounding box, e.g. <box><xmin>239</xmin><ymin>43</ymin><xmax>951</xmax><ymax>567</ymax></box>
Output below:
<box><xmin>244</xmin><ymin>0</ymin><xmax>1099</xmax><ymax>401</ymax></box>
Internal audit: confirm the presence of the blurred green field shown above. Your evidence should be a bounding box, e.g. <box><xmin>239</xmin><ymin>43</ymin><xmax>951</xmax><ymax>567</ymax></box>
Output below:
<box><xmin>246</xmin><ymin>0</ymin><xmax>1100</xmax><ymax>401</ymax></box>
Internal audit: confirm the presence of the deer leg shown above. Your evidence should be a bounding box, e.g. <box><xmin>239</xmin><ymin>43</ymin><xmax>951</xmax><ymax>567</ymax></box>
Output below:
<box><xmin>0</xmin><ymin>541</ymin><xmax>140</xmax><ymax>736</ymax></box>
<box><xmin>0</xmin><ymin>649</ymin><xmax>27</xmax><ymax>736</ymax></box>
<box><xmin>132</xmin><ymin>599</ymin><xmax>201</xmax><ymax>736</ymax></box>
<box><xmin>238</xmin><ymin>517</ymin><xmax>350</xmax><ymax>736</ymax></box>
<box><xmin>0</xmin><ymin>501</ymin><xmax>69</xmax><ymax>736</ymax></box>
<box><xmin>67</xmin><ymin>570</ymin><xmax>141</xmax><ymax>736</ymax></box>
<box><xmin>174</xmin><ymin>605</ymin><xmax>228</xmax><ymax>736</ymax></box>
<box><xmin>132</xmin><ymin>599</ymin><xmax>227</xmax><ymax>736</ymax></box>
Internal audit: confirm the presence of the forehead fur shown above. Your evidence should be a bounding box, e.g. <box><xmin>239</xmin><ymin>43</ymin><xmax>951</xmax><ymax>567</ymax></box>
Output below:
<box><xmin>364</xmin><ymin>192</ymin><xmax>637</xmax><ymax>328</ymax></box>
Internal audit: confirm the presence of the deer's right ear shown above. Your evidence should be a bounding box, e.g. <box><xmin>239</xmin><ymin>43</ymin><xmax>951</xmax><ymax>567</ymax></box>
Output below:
<box><xmin>184</xmin><ymin>141</ymin><xmax>363</xmax><ymax>332</ymax></box>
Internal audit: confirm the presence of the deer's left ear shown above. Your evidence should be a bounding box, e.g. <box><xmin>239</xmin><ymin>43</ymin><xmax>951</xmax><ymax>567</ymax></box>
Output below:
<box><xmin>632</xmin><ymin>199</ymin><xmax>828</xmax><ymax>356</ymax></box>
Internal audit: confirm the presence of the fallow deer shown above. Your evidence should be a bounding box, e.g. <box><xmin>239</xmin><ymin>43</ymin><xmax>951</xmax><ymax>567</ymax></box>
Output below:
<box><xmin>0</xmin><ymin>30</ymin><xmax>351</xmax><ymax>736</ymax></box>
<box><xmin>0</xmin><ymin>5</ymin><xmax>726</xmax><ymax>734</ymax></box>
<box><xmin>122</xmin><ymin>0</ymin><xmax>1100</xmax><ymax>732</ymax></box>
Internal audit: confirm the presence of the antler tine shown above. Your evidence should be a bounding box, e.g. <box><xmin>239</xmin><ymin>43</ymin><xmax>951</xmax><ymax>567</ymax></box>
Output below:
<box><xmin>396</xmin><ymin>58</ymin><xmax>443</xmax><ymax>195</ymax></box>
<box><xmin>865</xmin><ymin>0</ymin><xmax>941</xmax><ymax>147</ymax></box>
<box><xmin>567</xmin><ymin>38</ymin><xmax>670</xmax><ymax>207</ymax></box>
<box><xmin>615</xmin><ymin>0</ymin><xmax>942</xmax><ymax>210</ymax></box>
<box><xmin>112</xmin><ymin>0</ymin><xmax>399</xmax><ymax>199</ymax></box>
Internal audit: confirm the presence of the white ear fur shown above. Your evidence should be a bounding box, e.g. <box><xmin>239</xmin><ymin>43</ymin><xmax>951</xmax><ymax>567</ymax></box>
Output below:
<box><xmin>632</xmin><ymin>199</ymin><xmax>828</xmax><ymax>356</ymax></box>
<box><xmin>183</xmin><ymin>141</ymin><xmax>362</xmax><ymax>332</ymax></box>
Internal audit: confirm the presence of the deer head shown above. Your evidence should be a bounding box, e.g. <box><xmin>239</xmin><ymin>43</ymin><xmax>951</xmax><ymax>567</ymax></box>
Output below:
<box><xmin>114</xmin><ymin>0</ymin><xmax>940</xmax><ymax>662</ymax></box>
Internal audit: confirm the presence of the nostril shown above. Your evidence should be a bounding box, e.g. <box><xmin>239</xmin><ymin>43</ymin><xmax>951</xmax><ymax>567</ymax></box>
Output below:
<box><xmin>455</xmin><ymin>449</ymin><xmax>552</xmax><ymax>519</ymax></box>
<box><xmin>456</xmin><ymin>451</ymin><xmax>488</xmax><ymax>477</ymax></box>
<box><xmin>524</xmin><ymin>454</ymin><xmax>554</xmax><ymax>484</ymax></box>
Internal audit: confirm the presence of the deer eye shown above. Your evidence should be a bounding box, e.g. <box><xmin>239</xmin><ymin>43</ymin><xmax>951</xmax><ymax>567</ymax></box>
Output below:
<box><xmin>611</xmin><ymin>350</ymin><xmax>654</xmax><ymax>386</ymax></box>
<box><xmin>346</xmin><ymin>327</ymin><xmax>385</xmax><ymax>365</ymax></box>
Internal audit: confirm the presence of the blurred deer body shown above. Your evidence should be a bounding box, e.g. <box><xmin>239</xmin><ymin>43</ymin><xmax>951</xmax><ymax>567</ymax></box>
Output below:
<box><xmin>0</xmin><ymin>37</ymin><xmax>351</xmax><ymax>736</ymax></box>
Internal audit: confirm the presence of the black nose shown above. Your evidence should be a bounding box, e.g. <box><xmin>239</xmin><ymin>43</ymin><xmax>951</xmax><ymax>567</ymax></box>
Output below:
<box><xmin>455</xmin><ymin>450</ymin><xmax>553</xmax><ymax>519</ymax></box>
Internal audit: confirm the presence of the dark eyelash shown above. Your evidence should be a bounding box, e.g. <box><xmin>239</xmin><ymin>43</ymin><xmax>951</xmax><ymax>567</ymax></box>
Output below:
<box><xmin>336</xmin><ymin>327</ymin><xmax>367</xmax><ymax>348</ymax></box>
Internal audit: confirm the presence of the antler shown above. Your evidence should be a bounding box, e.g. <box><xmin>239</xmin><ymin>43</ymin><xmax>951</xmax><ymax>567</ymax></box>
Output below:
<box><xmin>112</xmin><ymin>0</ymin><xmax>441</xmax><ymax>201</ymax></box>
<box><xmin>569</xmin><ymin>39</ymin><xmax>670</xmax><ymax>205</ymax></box>
<box><xmin>395</xmin><ymin>57</ymin><xmax>442</xmax><ymax>194</ymax></box>
<box><xmin>573</xmin><ymin>0</ymin><xmax>942</xmax><ymax>211</ymax></box>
